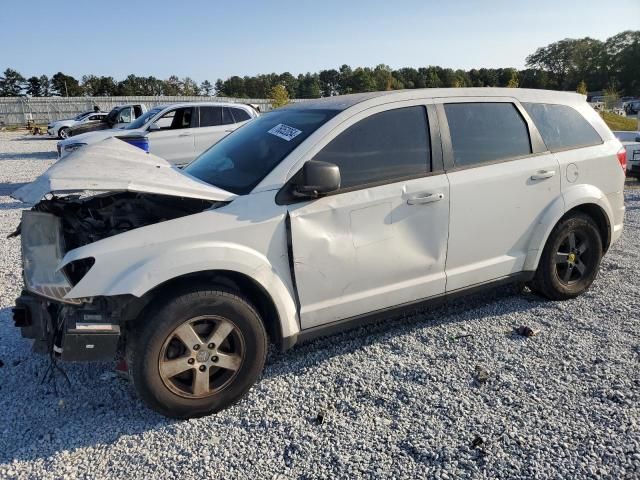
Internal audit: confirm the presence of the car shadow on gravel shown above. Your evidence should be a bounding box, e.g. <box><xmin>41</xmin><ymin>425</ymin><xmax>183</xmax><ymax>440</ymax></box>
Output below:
<box><xmin>10</xmin><ymin>136</ymin><xmax>57</xmax><ymax>142</ymax></box>
<box><xmin>0</xmin><ymin>285</ymin><xmax>543</xmax><ymax>465</ymax></box>
<box><xmin>0</xmin><ymin>182</ymin><xmax>28</xmax><ymax>197</ymax></box>
<box><xmin>267</xmin><ymin>285</ymin><xmax>542</xmax><ymax>370</ymax></box>
<box><xmin>0</xmin><ymin>151</ymin><xmax>55</xmax><ymax>161</ymax></box>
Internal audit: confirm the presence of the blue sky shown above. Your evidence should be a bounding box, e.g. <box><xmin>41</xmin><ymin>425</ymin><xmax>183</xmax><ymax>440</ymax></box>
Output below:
<box><xmin>2</xmin><ymin>0</ymin><xmax>638</xmax><ymax>82</ymax></box>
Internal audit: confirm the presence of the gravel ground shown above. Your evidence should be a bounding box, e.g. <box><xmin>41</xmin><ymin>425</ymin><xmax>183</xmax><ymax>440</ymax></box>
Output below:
<box><xmin>0</xmin><ymin>131</ymin><xmax>638</xmax><ymax>479</ymax></box>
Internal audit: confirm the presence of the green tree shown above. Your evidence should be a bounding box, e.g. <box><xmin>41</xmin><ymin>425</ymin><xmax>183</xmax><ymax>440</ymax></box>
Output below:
<box><xmin>51</xmin><ymin>72</ymin><xmax>82</xmax><ymax>96</ymax></box>
<box><xmin>222</xmin><ymin>76</ymin><xmax>245</xmax><ymax>97</ymax></box>
<box><xmin>0</xmin><ymin>68</ymin><xmax>25</xmax><ymax>96</ymax></box>
<box><xmin>603</xmin><ymin>85</ymin><xmax>620</xmax><ymax>111</ymax></box>
<box><xmin>25</xmin><ymin>76</ymin><xmax>42</xmax><ymax>96</ymax></box>
<box><xmin>296</xmin><ymin>73</ymin><xmax>321</xmax><ymax>98</ymax></box>
<box><xmin>373</xmin><ymin>64</ymin><xmax>394</xmax><ymax>91</ymax></box>
<box><xmin>270</xmin><ymin>84</ymin><xmax>290</xmax><ymax>108</ymax></box>
<box><xmin>161</xmin><ymin>75</ymin><xmax>181</xmax><ymax>96</ymax></box>
<box><xmin>319</xmin><ymin>69</ymin><xmax>340</xmax><ymax>96</ymax></box>
<box><xmin>506</xmin><ymin>69</ymin><xmax>519</xmax><ymax>88</ymax></box>
<box><xmin>604</xmin><ymin>30</ymin><xmax>640</xmax><ymax>96</ymax></box>
<box><xmin>576</xmin><ymin>80</ymin><xmax>588</xmax><ymax>95</ymax></box>
<box><xmin>214</xmin><ymin>79</ymin><xmax>224</xmax><ymax>95</ymax></box>
<box><xmin>83</xmin><ymin>75</ymin><xmax>118</xmax><ymax>96</ymax></box>
<box><xmin>200</xmin><ymin>80</ymin><xmax>214</xmax><ymax>96</ymax></box>
<box><xmin>181</xmin><ymin>77</ymin><xmax>200</xmax><ymax>96</ymax></box>
<box><xmin>39</xmin><ymin>75</ymin><xmax>51</xmax><ymax>96</ymax></box>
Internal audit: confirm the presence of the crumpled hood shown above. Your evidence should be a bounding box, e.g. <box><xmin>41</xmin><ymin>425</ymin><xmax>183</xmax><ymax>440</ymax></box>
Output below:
<box><xmin>12</xmin><ymin>137</ymin><xmax>236</xmax><ymax>204</ymax></box>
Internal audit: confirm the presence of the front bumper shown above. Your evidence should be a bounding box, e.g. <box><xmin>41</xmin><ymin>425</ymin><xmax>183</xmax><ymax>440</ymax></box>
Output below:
<box><xmin>12</xmin><ymin>292</ymin><xmax>121</xmax><ymax>361</ymax></box>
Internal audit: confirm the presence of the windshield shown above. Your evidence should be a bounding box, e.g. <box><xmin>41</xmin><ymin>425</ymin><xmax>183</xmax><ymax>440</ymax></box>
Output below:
<box><xmin>125</xmin><ymin>107</ymin><xmax>163</xmax><ymax>130</ymax></box>
<box><xmin>73</xmin><ymin>112</ymin><xmax>92</xmax><ymax>121</ymax></box>
<box><xmin>185</xmin><ymin>108</ymin><xmax>339</xmax><ymax>195</ymax></box>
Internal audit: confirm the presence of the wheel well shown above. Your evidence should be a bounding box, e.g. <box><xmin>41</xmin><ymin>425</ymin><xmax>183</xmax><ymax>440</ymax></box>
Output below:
<box><xmin>564</xmin><ymin>203</ymin><xmax>611</xmax><ymax>252</ymax></box>
<box><xmin>127</xmin><ymin>270</ymin><xmax>283</xmax><ymax>347</ymax></box>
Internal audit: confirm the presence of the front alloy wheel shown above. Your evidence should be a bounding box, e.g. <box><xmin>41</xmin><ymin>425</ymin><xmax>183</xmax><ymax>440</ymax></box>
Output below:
<box><xmin>129</xmin><ymin>287</ymin><xmax>268</xmax><ymax>418</ymax></box>
<box><xmin>159</xmin><ymin>316</ymin><xmax>244</xmax><ymax>399</ymax></box>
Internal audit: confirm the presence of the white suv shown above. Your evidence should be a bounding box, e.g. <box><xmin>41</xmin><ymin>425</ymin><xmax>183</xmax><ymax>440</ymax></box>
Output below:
<box><xmin>56</xmin><ymin>102</ymin><xmax>258</xmax><ymax>164</ymax></box>
<box><xmin>12</xmin><ymin>88</ymin><xmax>626</xmax><ymax>418</ymax></box>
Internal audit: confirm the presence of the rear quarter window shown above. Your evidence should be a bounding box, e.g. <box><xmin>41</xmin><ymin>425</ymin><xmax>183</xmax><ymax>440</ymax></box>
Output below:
<box><xmin>523</xmin><ymin>103</ymin><xmax>602</xmax><ymax>152</ymax></box>
<box><xmin>444</xmin><ymin>102</ymin><xmax>531</xmax><ymax>167</ymax></box>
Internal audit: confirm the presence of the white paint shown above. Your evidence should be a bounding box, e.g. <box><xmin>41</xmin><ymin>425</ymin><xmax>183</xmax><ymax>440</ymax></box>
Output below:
<box><xmin>19</xmin><ymin>88</ymin><xmax>627</xmax><ymax>344</ymax></box>
<box><xmin>11</xmin><ymin>138</ymin><xmax>235</xmax><ymax>204</ymax></box>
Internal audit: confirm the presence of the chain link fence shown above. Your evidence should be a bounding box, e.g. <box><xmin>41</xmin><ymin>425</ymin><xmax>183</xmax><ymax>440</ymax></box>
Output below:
<box><xmin>0</xmin><ymin>96</ymin><xmax>309</xmax><ymax>125</ymax></box>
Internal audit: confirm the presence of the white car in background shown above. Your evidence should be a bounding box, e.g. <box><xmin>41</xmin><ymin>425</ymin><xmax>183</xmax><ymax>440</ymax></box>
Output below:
<box><xmin>47</xmin><ymin>111</ymin><xmax>107</xmax><ymax>139</ymax></box>
<box><xmin>613</xmin><ymin>130</ymin><xmax>640</xmax><ymax>179</ymax></box>
<box><xmin>57</xmin><ymin>102</ymin><xmax>258</xmax><ymax>165</ymax></box>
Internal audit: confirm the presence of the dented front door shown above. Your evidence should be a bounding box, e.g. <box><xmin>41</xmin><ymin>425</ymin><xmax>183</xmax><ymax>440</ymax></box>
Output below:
<box><xmin>288</xmin><ymin>175</ymin><xmax>449</xmax><ymax>329</ymax></box>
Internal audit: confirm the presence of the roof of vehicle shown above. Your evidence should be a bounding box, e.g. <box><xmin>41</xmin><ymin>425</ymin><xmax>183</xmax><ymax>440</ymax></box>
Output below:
<box><xmin>284</xmin><ymin>88</ymin><xmax>587</xmax><ymax>111</ymax></box>
<box><xmin>150</xmin><ymin>102</ymin><xmax>256</xmax><ymax>110</ymax></box>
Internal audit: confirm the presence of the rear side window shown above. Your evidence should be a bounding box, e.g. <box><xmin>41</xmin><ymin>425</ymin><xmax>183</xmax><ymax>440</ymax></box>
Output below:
<box><xmin>231</xmin><ymin>108</ymin><xmax>251</xmax><ymax>122</ymax></box>
<box><xmin>444</xmin><ymin>103</ymin><xmax>531</xmax><ymax>167</ymax></box>
<box><xmin>523</xmin><ymin>103</ymin><xmax>602</xmax><ymax>152</ymax></box>
<box><xmin>199</xmin><ymin>106</ymin><xmax>222</xmax><ymax>127</ymax></box>
<box><xmin>222</xmin><ymin>107</ymin><xmax>234</xmax><ymax>125</ymax></box>
<box><xmin>314</xmin><ymin>106</ymin><xmax>430</xmax><ymax>189</ymax></box>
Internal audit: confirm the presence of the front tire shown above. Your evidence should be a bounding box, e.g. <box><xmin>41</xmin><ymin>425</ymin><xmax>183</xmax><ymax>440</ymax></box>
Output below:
<box><xmin>529</xmin><ymin>212</ymin><xmax>603</xmax><ymax>300</ymax></box>
<box><xmin>58</xmin><ymin>127</ymin><xmax>70</xmax><ymax>139</ymax></box>
<box><xmin>128</xmin><ymin>287</ymin><xmax>268</xmax><ymax>418</ymax></box>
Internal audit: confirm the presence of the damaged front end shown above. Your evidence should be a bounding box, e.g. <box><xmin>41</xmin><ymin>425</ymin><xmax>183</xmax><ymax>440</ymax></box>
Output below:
<box><xmin>12</xmin><ymin>192</ymin><xmax>218</xmax><ymax>361</ymax></box>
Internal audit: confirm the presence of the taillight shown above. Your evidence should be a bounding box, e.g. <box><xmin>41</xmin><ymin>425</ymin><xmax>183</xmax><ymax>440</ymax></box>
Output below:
<box><xmin>617</xmin><ymin>147</ymin><xmax>627</xmax><ymax>173</ymax></box>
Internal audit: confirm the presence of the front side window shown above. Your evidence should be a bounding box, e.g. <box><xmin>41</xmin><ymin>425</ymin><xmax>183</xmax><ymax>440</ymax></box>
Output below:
<box><xmin>117</xmin><ymin>107</ymin><xmax>133</xmax><ymax>124</ymax></box>
<box><xmin>154</xmin><ymin>107</ymin><xmax>193</xmax><ymax>130</ymax></box>
<box><xmin>125</xmin><ymin>107</ymin><xmax>163</xmax><ymax>130</ymax></box>
<box><xmin>185</xmin><ymin>109</ymin><xmax>338</xmax><ymax>195</ymax></box>
<box><xmin>314</xmin><ymin>106</ymin><xmax>430</xmax><ymax>190</ymax></box>
<box><xmin>523</xmin><ymin>103</ymin><xmax>602</xmax><ymax>152</ymax></box>
<box><xmin>444</xmin><ymin>102</ymin><xmax>531</xmax><ymax>167</ymax></box>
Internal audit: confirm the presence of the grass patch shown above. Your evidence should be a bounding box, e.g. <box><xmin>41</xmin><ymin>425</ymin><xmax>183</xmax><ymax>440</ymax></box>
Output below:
<box><xmin>601</xmin><ymin>112</ymin><xmax>638</xmax><ymax>131</ymax></box>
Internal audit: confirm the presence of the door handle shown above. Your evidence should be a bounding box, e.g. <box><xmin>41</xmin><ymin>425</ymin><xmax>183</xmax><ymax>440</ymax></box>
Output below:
<box><xmin>178</xmin><ymin>132</ymin><xmax>192</xmax><ymax>137</ymax></box>
<box><xmin>530</xmin><ymin>170</ymin><xmax>556</xmax><ymax>180</ymax></box>
<box><xmin>224</xmin><ymin>129</ymin><xmax>235</xmax><ymax>133</ymax></box>
<box><xmin>406</xmin><ymin>192</ymin><xmax>445</xmax><ymax>205</ymax></box>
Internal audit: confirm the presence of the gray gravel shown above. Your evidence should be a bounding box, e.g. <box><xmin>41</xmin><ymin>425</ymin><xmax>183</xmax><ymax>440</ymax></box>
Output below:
<box><xmin>0</xmin><ymin>131</ymin><xmax>639</xmax><ymax>479</ymax></box>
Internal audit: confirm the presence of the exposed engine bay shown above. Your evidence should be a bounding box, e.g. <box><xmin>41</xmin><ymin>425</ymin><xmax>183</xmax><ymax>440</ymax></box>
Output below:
<box><xmin>11</xmin><ymin>191</ymin><xmax>220</xmax><ymax>362</ymax></box>
<box><xmin>28</xmin><ymin>192</ymin><xmax>219</xmax><ymax>250</ymax></box>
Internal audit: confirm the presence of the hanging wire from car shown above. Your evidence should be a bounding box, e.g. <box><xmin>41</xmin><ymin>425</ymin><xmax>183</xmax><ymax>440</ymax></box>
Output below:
<box><xmin>40</xmin><ymin>311</ymin><xmax>71</xmax><ymax>395</ymax></box>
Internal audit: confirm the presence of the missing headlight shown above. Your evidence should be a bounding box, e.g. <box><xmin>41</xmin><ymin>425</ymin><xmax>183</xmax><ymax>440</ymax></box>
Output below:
<box><xmin>63</xmin><ymin>257</ymin><xmax>95</xmax><ymax>286</ymax></box>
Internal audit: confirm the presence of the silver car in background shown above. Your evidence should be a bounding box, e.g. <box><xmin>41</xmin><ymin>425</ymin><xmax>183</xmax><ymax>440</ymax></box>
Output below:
<box><xmin>47</xmin><ymin>111</ymin><xmax>107</xmax><ymax>139</ymax></box>
<box><xmin>613</xmin><ymin>131</ymin><xmax>640</xmax><ymax>179</ymax></box>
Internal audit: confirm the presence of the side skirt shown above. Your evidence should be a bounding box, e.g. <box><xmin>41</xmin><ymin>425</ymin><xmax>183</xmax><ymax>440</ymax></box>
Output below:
<box><xmin>285</xmin><ymin>271</ymin><xmax>534</xmax><ymax>348</ymax></box>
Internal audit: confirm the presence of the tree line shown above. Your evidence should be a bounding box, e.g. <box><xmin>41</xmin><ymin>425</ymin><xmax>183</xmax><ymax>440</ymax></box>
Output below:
<box><xmin>1</xmin><ymin>30</ymin><xmax>637</xmax><ymax>99</ymax></box>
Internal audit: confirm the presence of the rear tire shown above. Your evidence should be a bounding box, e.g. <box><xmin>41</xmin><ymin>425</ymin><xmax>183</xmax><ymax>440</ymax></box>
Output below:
<box><xmin>529</xmin><ymin>212</ymin><xmax>602</xmax><ymax>300</ymax></box>
<box><xmin>58</xmin><ymin>127</ymin><xmax>69</xmax><ymax>139</ymax></box>
<box><xmin>128</xmin><ymin>287</ymin><xmax>268</xmax><ymax>418</ymax></box>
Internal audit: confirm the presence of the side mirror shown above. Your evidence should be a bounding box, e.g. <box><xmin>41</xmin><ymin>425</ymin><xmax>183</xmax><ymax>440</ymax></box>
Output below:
<box><xmin>635</xmin><ymin>136</ymin><xmax>640</xmax><ymax>143</ymax></box>
<box><xmin>294</xmin><ymin>160</ymin><xmax>341</xmax><ymax>197</ymax></box>
<box><xmin>148</xmin><ymin>123</ymin><xmax>160</xmax><ymax>132</ymax></box>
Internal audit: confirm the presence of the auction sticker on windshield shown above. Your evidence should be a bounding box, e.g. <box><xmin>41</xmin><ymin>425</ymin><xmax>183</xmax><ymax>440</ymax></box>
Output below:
<box><xmin>268</xmin><ymin>124</ymin><xmax>302</xmax><ymax>141</ymax></box>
